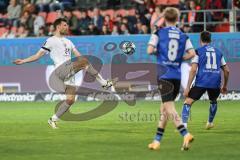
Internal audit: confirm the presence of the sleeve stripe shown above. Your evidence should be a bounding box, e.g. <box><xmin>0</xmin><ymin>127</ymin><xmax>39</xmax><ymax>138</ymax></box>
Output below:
<box><xmin>186</xmin><ymin>48</ymin><xmax>194</xmax><ymax>51</ymax></box>
<box><xmin>41</xmin><ymin>47</ymin><xmax>50</xmax><ymax>52</ymax></box>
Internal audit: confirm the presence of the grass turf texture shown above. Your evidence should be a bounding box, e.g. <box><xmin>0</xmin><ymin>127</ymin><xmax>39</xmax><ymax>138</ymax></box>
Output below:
<box><xmin>0</xmin><ymin>100</ymin><xmax>240</xmax><ymax>160</ymax></box>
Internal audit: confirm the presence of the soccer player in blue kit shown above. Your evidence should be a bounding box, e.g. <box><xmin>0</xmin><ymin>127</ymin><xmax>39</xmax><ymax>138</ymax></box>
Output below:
<box><xmin>147</xmin><ymin>7</ymin><xmax>196</xmax><ymax>151</ymax></box>
<box><xmin>181</xmin><ymin>31</ymin><xmax>230</xmax><ymax>129</ymax></box>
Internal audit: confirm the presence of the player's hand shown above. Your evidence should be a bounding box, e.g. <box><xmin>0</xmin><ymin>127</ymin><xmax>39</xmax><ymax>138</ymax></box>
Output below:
<box><xmin>183</xmin><ymin>88</ymin><xmax>190</xmax><ymax>97</ymax></box>
<box><xmin>13</xmin><ymin>59</ymin><xmax>25</xmax><ymax>65</ymax></box>
<box><xmin>221</xmin><ymin>86</ymin><xmax>227</xmax><ymax>94</ymax></box>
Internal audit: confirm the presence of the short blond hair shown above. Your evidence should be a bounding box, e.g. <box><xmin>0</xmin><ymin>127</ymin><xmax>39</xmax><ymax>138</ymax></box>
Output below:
<box><xmin>163</xmin><ymin>7</ymin><xmax>180</xmax><ymax>23</ymax></box>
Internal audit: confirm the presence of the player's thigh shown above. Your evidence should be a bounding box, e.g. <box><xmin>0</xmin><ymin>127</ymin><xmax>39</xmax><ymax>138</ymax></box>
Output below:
<box><xmin>188</xmin><ymin>86</ymin><xmax>206</xmax><ymax>101</ymax></box>
<box><xmin>49</xmin><ymin>72</ymin><xmax>66</xmax><ymax>92</ymax></box>
<box><xmin>207</xmin><ymin>88</ymin><xmax>220</xmax><ymax>102</ymax></box>
<box><xmin>158</xmin><ymin>79</ymin><xmax>180</xmax><ymax>103</ymax></box>
<box><xmin>56</xmin><ymin>61</ymin><xmax>75</xmax><ymax>80</ymax></box>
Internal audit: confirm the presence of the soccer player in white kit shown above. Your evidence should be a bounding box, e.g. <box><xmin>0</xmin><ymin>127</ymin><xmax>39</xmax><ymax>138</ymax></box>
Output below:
<box><xmin>13</xmin><ymin>18</ymin><xmax>114</xmax><ymax>129</ymax></box>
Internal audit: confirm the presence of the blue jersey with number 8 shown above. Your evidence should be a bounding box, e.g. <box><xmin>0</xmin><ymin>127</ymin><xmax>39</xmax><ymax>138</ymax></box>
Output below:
<box><xmin>148</xmin><ymin>26</ymin><xmax>194</xmax><ymax>80</ymax></box>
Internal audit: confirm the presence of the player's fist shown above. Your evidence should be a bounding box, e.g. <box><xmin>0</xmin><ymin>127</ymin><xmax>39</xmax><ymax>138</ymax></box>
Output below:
<box><xmin>13</xmin><ymin>59</ymin><xmax>25</xmax><ymax>65</ymax></box>
<box><xmin>221</xmin><ymin>86</ymin><xmax>227</xmax><ymax>94</ymax></box>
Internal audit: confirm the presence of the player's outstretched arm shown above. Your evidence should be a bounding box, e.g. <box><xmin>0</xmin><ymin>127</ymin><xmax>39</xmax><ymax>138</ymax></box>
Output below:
<box><xmin>13</xmin><ymin>50</ymin><xmax>45</xmax><ymax>65</ymax></box>
<box><xmin>221</xmin><ymin>65</ymin><xmax>230</xmax><ymax>94</ymax></box>
<box><xmin>184</xmin><ymin>63</ymin><xmax>198</xmax><ymax>97</ymax></box>
<box><xmin>183</xmin><ymin>49</ymin><xmax>196</xmax><ymax>61</ymax></box>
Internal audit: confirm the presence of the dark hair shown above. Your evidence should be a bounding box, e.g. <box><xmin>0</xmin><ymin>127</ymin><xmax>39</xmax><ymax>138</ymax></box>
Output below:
<box><xmin>200</xmin><ymin>31</ymin><xmax>211</xmax><ymax>43</ymax></box>
<box><xmin>53</xmin><ymin>18</ymin><xmax>68</xmax><ymax>29</ymax></box>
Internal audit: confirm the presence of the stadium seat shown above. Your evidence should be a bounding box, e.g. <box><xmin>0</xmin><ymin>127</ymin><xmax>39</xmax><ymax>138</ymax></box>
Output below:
<box><xmin>101</xmin><ymin>9</ymin><xmax>114</xmax><ymax>19</ymax></box>
<box><xmin>154</xmin><ymin>0</ymin><xmax>179</xmax><ymax>5</ymax></box>
<box><xmin>46</xmin><ymin>12</ymin><xmax>58</xmax><ymax>24</ymax></box>
<box><xmin>116</xmin><ymin>9</ymin><xmax>127</xmax><ymax>17</ymax></box>
<box><xmin>215</xmin><ymin>23</ymin><xmax>230</xmax><ymax>32</ymax></box>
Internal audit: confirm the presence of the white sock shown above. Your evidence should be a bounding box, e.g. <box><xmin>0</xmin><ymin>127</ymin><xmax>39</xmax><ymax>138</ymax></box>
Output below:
<box><xmin>51</xmin><ymin>114</ymin><xmax>59</xmax><ymax>122</ymax></box>
<box><xmin>183</xmin><ymin>123</ymin><xmax>188</xmax><ymax>128</ymax></box>
<box><xmin>96</xmin><ymin>74</ymin><xmax>107</xmax><ymax>86</ymax></box>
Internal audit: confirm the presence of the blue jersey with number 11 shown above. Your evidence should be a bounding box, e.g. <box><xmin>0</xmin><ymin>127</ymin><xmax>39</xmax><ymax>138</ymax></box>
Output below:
<box><xmin>149</xmin><ymin>26</ymin><xmax>193</xmax><ymax>80</ymax></box>
<box><xmin>193</xmin><ymin>45</ymin><xmax>226</xmax><ymax>88</ymax></box>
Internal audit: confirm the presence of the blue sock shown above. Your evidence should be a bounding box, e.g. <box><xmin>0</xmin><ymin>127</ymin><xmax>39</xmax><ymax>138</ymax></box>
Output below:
<box><xmin>182</xmin><ymin>104</ymin><xmax>191</xmax><ymax>124</ymax></box>
<box><xmin>154</xmin><ymin>128</ymin><xmax>164</xmax><ymax>142</ymax></box>
<box><xmin>177</xmin><ymin>125</ymin><xmax>188</xmax><ymax>137</ymax></box>
<box><xmin>208</xmin><ymin>102</ymin><xmax>218</xmax><ymax>123</ymax></box>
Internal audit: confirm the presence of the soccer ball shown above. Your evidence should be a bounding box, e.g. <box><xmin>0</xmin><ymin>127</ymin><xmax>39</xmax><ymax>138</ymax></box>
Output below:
<box><xmin>121</xmin><ymin>41</ymin><xmax>136</xmax><ymax>55</ymax></box>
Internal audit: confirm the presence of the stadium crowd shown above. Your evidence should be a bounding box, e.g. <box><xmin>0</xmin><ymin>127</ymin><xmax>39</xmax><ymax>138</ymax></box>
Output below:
<box><xmin>0</xmin><ymin>0</ymin><xmax>236</xmax><ymax>38</ymax></box>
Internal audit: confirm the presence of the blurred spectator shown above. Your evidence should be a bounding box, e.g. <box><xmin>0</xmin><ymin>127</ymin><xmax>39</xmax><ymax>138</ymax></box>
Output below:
<box><xmin>86</xmin><ymin>22</ymin><xmax>100</xmax><ymax>35</ymax></box>
<box><xmin>16</xmin><ymin>25</ymin><xmax>29</xmax><ymax>38</ymax></box>
<box><xmin>35</xmin><ymin>0</ymin><xmax>52</xmax><ymax>12</ymax></box>
<box><xmin>63</xmin><ymin>8</ymin><xmax>78</xmax><ymax>35</ymax></box>
<box><xmin>122</xmin><ymin>17</ymin><xmax>135</xmax><ymax>33</ymax></box>
<box><xmin>93</xmin><ymin>7</ymin><xmax>104</xmax><ymax>31</ymax></box>
<box><xmin>36</xmin><ymin>26</ymin><xmax>46</xmax><ymax>37</ymax></box>
<box><xmin>114</xmin><ymin>14</ymin><xmax>123</xmax><ymax>28</ymax></box>
<box><xmin>107</xmin><ymin>0</ymin><xmax>121</xmax><ymax>9</ymax></box>
<box><xmin>187</xmin><ymin>0</ymin><xmax>203</xmax><ymax>32</ymax></box>
<box><xmin>140</xmin><ymin>24</ymin><xmax>149</xmax><ymax>34</ymax></box>
<box><xmin>136</xmin><ymin>21</ymin><xmax>143</xmax><ymax>34</ymax></box>
<box><xmin>205</xmin><ymin>0</ymin><xmax>224</xmax><ymax>21</ymax></box>
<box><xmin>111</xmin><ymin>25</ymin><xmax>119</xmax><ymax>35</ymax></box>
<box><xmin>0</xmin><ymin>26</ymin><xmax>17</xmax><ymax>38</ymax></box>
<box><xmin>181</xmin><ymin>24</ymin><xmax>191</xmax><ymax>33</ymax></box>
<box><xmin>20</xmin><ymin>11</ymin><xmax>34</xmax><ymax>34</ymax></box>
<box><xmin>100</xmin><ymin>25</ymin><xmax>111</xmax><ymax>35</ymax></box>
<box><xmin>78</xmin><ymin>10</ymin><xmax>92</xmax><ymax>35</ymax></box>
<box><xmin>48</xmin><ymin>24</ymin><xmax>55</xmax><ymax>36</ymax></box>
<box><xmin>120</xmin><ymin>23</ymin><xmax>130</xmax><ymax>35</ymax></box>
<box><xmin>0</xmin><ymin>0</ymin><xmax>9</xmax><ymax>14</ymax></box>
<box><xmin>22</xmin><ymin>0</ymin><xmax>35</xmax><ymax>15</ymax></box>
<box><xmin>133</xmin><ymin>0</ymin><xmax>155</xmax><ymax>17</ymax></box>
<box><xmin>78</xmin><ymin>10</ymin><xmax>91</xmax><ymax>35</ymax></box>
<box><xmin>33</xmin><ymin>11</ymin><xmax>45</xmax><ymax>36</ymax></box>
<box><xmin>150</xmin><ymin>5</ymin><xmax>164</xmax><ymax>30</ymax></box>
<box><xmin>72</xmin><ymin>7</ymin><xmax>81</xmax><ymax>19</ymax></box>
<box><xmin>104</xmin><ymin>15</ymin><xmax>113</xmax><ymax>32</ymax></box>
<box><xmin>135</xmin><ymin>11</ymin><xmax>149</xmax><ymax>25</ymax></box>
<box><xmin>7</xmin><ymin>0</ymin><xmax>21</xmax><ymax>27</ymax></box>
<box><xmin>179</xmin><ymin>0</ymin><xmax>188</xmax><ymax>10</ymax></box>
<box><xmin>0</xmin><ymin>28</ymin><xmax>10</xmax><ymax>38</ymax></box>
<box><xmin>49</xmin><ymin>0</ymin><xmax>75</xmax><ymax>11</ymax></box>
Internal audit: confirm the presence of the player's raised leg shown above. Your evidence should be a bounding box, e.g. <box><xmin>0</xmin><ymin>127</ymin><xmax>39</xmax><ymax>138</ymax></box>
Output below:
<box><xmin>72</xmin><ymin>56</ymin><xmax>115</xmax><ymax>89</ymax></box>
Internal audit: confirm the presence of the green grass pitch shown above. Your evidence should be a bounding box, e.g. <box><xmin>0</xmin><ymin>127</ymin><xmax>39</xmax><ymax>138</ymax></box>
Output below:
<box><xmin>0</xmin><ymin>100</ymin><xmax>240</xmax><ymax>160</ymax></box>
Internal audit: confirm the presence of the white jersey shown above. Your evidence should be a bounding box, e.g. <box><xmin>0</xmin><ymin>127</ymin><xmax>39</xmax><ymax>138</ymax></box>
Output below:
<box><xmin>40</xmin><ymin>36</ymin><xmax>75</xmax><ymax>67</ymax></box>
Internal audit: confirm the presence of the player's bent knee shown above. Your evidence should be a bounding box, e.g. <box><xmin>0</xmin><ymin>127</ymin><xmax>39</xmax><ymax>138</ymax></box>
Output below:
<box><xmin>78</xmin><ymin>57</ymin><xmax>89</xmax><ymax>67</ymax></box>
<box><xmin>66</xmin><ymin>99</ymin><xmax>75</xmax><ymax>106</ymax></box>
